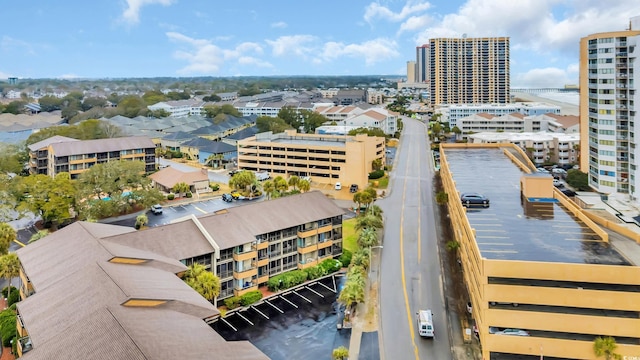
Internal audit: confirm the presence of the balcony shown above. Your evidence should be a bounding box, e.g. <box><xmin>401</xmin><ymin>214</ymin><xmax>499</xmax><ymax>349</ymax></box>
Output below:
<box><xmin>18</xmin><ymin>336</ymin><xmax>32</xmax><ymax>356</ymax></box>
<box><xmin>298</xmin><ymin>258</ymin><xmax>318</xmax><ymax>269</ymax></box>
<box><xmin>235</xmin><ymin>281</ymin><xmax>258</xmax><ymax>297</ymax></box>
<box><xmin>233</xmin><ymin>266</ymin><xmax>257</xmax><ymax>279</ymax></box>
<box><xmin>233</xmin><ymin>249</ymin><xmax>257</xmax><ymax>262</ymax></box>
<box><xmin>318</xmin><ymin>239</ymin><xmax>333</xmax><ymax>250</ymax></box>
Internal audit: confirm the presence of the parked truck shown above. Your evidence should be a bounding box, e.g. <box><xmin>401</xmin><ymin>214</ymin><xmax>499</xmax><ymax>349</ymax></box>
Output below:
<box><xmin>417</xmin><ymin>309</ymin><xmax>434</xmax><ymax>338</ymax></box>
<box><xmin>255</xmin><ymin>171</ymin><xmax>271</xmax><ymax>181</ymax></box>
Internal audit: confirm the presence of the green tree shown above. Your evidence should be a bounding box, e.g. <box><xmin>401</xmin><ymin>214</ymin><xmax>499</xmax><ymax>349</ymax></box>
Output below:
<box><xmin>278</xmin><ymin>106</ymin><xmax>302</xmax><ymax>130</ymax></box>
<box><xmin>298</xmin><ymin>179</ymin><xmax>311</xmax><ymax>193</ymax></box>
<box><xmin>272</xmin><ymin>176</ymin><xmax>289</xmax><ymax>194</ymax></box>
<box><xmin>16</xmin><ymin>173</ymin><xmax>76</xmax><ymax>228</ymax></box>
<box><xmin>135</xmin><ymin>214</ymin><xmax>148</xmax><ymax>230</ymax></box>
<box><xmin>28</xmin><ymin>229</ymin><xmax>50</xmax><ymax>244</ymax></box>
<box><xmin>202</xmin><ymin>94</ymin><xmax>221</xmax><ymax>102</ymax></box>
<box><xmin>262</xmin><ymin>180</ymin><xmax>275</xmax><ymax>200</ymax></box>
<box><xmin>0</xmin><ymin>253</ymin><xmax>20</xmax><ymax>301</ymax></box>
<box><xmin>184</xmin><ymin>263</ymin><xmax>221</xmax><ymax>304</ymax></box>
<box><xmin>172</xmin><ymin>182</ymin><xmax>191</xmax><ymax>197</ymax></box>
<box><xmin>332</xmin><ymin>346</ymin><xmax>349</xmax><ymax>360</ymax></box>
<box><xmin>117</xmin><ymin>95</ymin><xmax>148</xmax><ymax>118</ymax></box>
<box><xmin>351</xmin><ymin>247</ymin><xmax>371</xmax><ymax>269</ymax></box>
<box><xmin>566</xmin><ymin>169</ymin><xmax>590</xmax><ymax>191</ymax></box>
<box><xmin>256</xmin><ymin>115</ymin><xmax>292</xmax><ymax>133</ymax></box>
<box><xmin>593</xmin><ymin>336</ymin><xmax>622</xmax><ymax>360</ymax></box>
<box><xmin>357</xmin><ymin>227</ymin><xmax>379</xmax><ymax>248</ymax></box>
<box><xmin>300</xmin><ymin>110</ymin><xmax>328</xmax><ymax>133</ymax></box>
<box><xmin>141</xmin><ymin>90</ymin><xmax>166</xmax><ymax>105</ymax></box>
<box><xmin>372</xmin><ymin>158</ymin><xmax>383</xmax><ymax>171</ymax></box>
<box><xmin>347</xmin><ymin>127</ymin><xmax>386</xmax><ymax>138</ymax></box>
<box><xmin>367</xmin><ymin>204</ymin><xmax>383</xmax><ymax>220</ymax></box>
<box><xmin>3</xmin><ymin>100</ymin><xmax>26</xmax><ymax>114</ymax></box>
<box><xmin>205</xmin><ymin>153</ymin><xmax>224</xmax><ymax>169</ymax></box>
<box><xmin>229</xmin><ymin>171</ymin><xmax>258</xmax><ymax>193</ymax></box>
<box><xmin>355</xmin><ymin>213</ymin><xmax>383</xmax><ymax>232</ymax></box>
<box><xmin>288</xmin><ymin>175</ymin><xmax>300</xmax><ymax>190</ymax></box>
<box><xmin>81</xmin><ymin>97</ymin><xmax>108</xmax><ymax>111</ymax></box>
<box><xmin>0</xmin><ymin>223</ymin><xmax>16</xmax><ymax>255</ymax></box>
<box><xmin>436</xmin><ymin>191</ymin><xmax>449</xmax><ymax>205</ymax></box>
<box><xmin>0</xmin><ymin>143</ymin><xmax>26</xmax><ymax>174</ymax></box>
<box><xmin>38</xmin><ymin>95</ymin><xmax>64</xmax><ymax>112</ymax></box>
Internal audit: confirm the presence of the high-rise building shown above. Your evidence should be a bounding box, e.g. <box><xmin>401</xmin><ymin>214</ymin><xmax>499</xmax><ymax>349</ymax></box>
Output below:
<box><xmin>416</xmin><ymin>44</ymin><xmax>429</xmax><ymax>83</ymax></box>
<box><xmin>579</xmin><ymin>16</ymin><xmax>640</xmax><ymax>200</ymax></box>
<box><xmin>406</xmin><ymin>60</ymin><xmax>417</xmax><ymax>83</ymax></box>
<box><xmin>429</xmin><ymin>37</ymin><xmax>510</xmax><ymax>105</ymax></box>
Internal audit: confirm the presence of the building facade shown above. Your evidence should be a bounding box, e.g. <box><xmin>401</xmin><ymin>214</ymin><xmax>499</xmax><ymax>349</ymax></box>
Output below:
<box><xmin>237</xmin><ymin>129</ymin><xmax>385</xmax><ymax>190</ymax></box>
<box><xmin>579</xmin><ymin>16</ymin><xmax>640</xmax><ymax>200</ymax></box>
<box><xmin>406</xmin><ymin>60</ymin><xmax>417</xmax><ymax>83</ymax></box>
<box><xmin>416</xmin><ymin>44</ymin><xmax>429</xmax><ymax>83</ymax></box>
<box><xmin>438</xmin><ymin>102</ymin><xmax>561</xmax><ymax>128</ymax></box>
<box><xmin>429</xmin><ymin>37</ymin><xmax>510</xmax><ymax>106</ymax></box>
<box><xmin>28</xmin><ymin>135</ymin><xmax>156</xmax><ymax>178</ymax></box>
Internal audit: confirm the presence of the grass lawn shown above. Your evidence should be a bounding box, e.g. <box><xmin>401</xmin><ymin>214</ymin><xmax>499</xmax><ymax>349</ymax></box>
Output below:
<box><xmin>343</xmin><ymin>218</ymin><xmax>358</xmax><ymax>253</ymax></box>
<box><xmin>368</xmin><ymin>175</ymin><xmax>389</xmax><ymax>189</ymax></box>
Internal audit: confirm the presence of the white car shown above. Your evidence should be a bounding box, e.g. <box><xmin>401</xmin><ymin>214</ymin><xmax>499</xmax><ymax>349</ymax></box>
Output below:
<box><xmin>335</xmin><ymin>182</ymin><xmax>342</xmax><ymax>190</ymax></box>
<box><xmin>150</xmin><ymin>204</ymin><xmax>163</xmax><ymax>215</ymax></box>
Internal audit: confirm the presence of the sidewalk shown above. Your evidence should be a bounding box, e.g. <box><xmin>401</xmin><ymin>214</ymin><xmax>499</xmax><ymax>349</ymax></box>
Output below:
<box><xmin>348</xmin><ymin>246</ymin><xmax>381</xmax><ymax>360</ymax></box>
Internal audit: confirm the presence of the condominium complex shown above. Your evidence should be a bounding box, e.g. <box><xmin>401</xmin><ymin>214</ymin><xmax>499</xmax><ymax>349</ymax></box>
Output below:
<box><xmin>406</xmin><ymin>60</ymin><xmax>417</xmax><ymax>83</ymax></box>
<box><xmin>457</xmin><ymin>113</ymin><xmax>578</xmax><ymax>136</ymax></box>
<box><xmin>429</xmin><ymin>37</ymin><xmax>510</xmax><ymax>106</ymax></box>
<box><xmin>237</xmin><ymin>129</ymin><xmax>385</xmax><ymax>189</ymax></box>
<box><xmin>438</xmin><ymin>102</ymin><xmax>561</xmax><ymax>128</ymax></box>
<box><xmin>579</xmin><ymin>16</ymin><xmax>640</xmax><ymax>200</ymax></box>
<box><xmin>416</xmin><ymin>43</ymin><xmax>429</xmax><ymax>83</ymax></box>
<box><xmin>28</xmin><ymin>135</ymin><xmax>156</xmax><ymax>178</ymax></box>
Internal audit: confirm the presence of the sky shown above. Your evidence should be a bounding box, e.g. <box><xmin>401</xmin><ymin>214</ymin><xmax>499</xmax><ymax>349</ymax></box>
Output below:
<box><xmin>1</xmin><ymin>0</ymin><xmax>639</xmax><ymax>87</ymax></box>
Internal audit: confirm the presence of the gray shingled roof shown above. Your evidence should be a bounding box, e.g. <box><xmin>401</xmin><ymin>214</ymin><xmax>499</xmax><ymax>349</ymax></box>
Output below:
<box><xmin>49</xmin><ymin>136</ymin><xmax>155</xmax><ymax>157</ymax></box>
<box><xmin>27</xmin><ymin>135</ymin><xmax>79</xmax><ymax>151</ymax></box>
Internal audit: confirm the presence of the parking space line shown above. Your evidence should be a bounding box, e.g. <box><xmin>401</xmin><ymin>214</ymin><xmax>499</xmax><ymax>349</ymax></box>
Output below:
<box><xmin>474</xmin><ymin>229</ymin><xmax>507</xmax><ymax>233</ymax></box>
<box><xmin>470</xmin><ymin>223</ymin><xmax>502</xmax><ymax>227</ymax></box>
<box><xmin>563</xmin><ymin>238</ymin><xmax>604</xmax><ymax>242</ymax></box>
<box><xmin>476</xmin><ymin>236</ymin><xmax>510</xmax><ymax>239</ymax></box>
<box><xmin>477</xmin><ymin>242</ymin><xmax>514</xmax><ymax>246</ymax></box>
<box><xmin>479</xmin><ymin>249</ymin><xmax>518</xmax><ymax>254</ymax></box>
<box><xmin>193</xmin><ymin>206</ymin><xmax>207</xmax><ymax>214</ymax></box>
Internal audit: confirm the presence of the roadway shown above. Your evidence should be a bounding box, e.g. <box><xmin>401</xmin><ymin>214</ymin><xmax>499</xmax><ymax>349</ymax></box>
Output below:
<box><xmin>378</xmin><ymin>117</ymin><xmax>452</xmax><ymax>359</ymax></box>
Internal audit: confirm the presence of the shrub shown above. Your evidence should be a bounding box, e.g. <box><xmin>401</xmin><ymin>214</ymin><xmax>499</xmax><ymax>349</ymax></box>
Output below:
<box><xmin>224</xmin><ymin>296</ymin><xmax>242</xmax><ymax>309</ymax></box>
<box><xmin>186</xmin><ymin>192</ymin><xmax>193</xmax><ymax>198</ymax></box>
<box><xmin>6</xmin><ymin>291</ymin><xmax>19</xmax><ymax>307</ymax></box>
<box><xmin>167</xmin><ymin>193</ymin><xmax>175</xmax><ymax>200</ymax></box>
<box><xmin>306</xmin><ymin>265</ymin><xmax>327</xmax><ymax>280</ymax></box>
<box><xmin>319</xmin><ymin>258</ymin><xmax>342</xmax><ymax>273</ymax></box>
<box><xmin>1</xmin><ymin>286</ymin><xmax>16</xmax><ymax>298</ymax></box>
<box><xmin>240</xmin><ymin>290</ymin><xmax>263</xmax><ymax>306</ymax></box>
<box><xmin>210</xmin><ymin>183</ymin><xmax>220</xmax><ymax>191</ymax></box>
<box><xmin>339</xmin><ymin>249</ymin><xmax>352</xmax><ymax>268</ymax></box>
<box><xmin>368</xmin><ymin>170</ymin><xmax>385</xmax><ymax>179</ymax></box>
<box><xmin>267</xmin><ymin>270</ymin><xmax>309</xmax><ymax>292</ymax></box>
<box><xmin>0</xmin><ymin>309</ymin><xmax>16</xmax><ymax>347</ymax></box>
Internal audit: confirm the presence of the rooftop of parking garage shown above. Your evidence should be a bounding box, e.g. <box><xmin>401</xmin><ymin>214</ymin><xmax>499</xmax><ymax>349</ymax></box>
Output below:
<box><xmin>444</xmin><ymin>147</ymin><xmax>632</xmax><ymax>265</ymax></box>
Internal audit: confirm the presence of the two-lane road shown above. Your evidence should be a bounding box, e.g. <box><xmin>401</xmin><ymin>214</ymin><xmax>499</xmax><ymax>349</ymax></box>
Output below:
<box><xmin>378</xmin><ymin>117</ymin><xmax>451</xmax><ymax>359</ymax></box>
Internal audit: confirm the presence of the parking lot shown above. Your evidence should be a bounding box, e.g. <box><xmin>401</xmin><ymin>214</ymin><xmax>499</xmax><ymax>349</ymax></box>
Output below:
<box><xmin>444</xmin><ymin>147</ymin><xmax>629</xmax><ymax>265</ymax></box>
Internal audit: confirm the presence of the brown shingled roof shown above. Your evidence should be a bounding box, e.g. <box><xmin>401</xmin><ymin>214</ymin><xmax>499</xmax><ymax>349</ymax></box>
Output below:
<box><xmin>546</xmin><ymin>114</ymin><xmax>579</xmax><ymax>128</ymax></box>
<box><xmin>49</xmin><ymin>136</ymin><xmax>155</xmax><ymax>157</ymax></box>
<box><xmin>149</xmin><ymin>166</ymin><xmax>209</xmax><ymax>189</ymax></box>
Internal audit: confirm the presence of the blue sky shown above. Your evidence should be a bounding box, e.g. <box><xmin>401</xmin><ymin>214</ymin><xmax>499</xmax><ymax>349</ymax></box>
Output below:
<box><xmin>1</xmin><ymin>0</ymin><xmax>639</xmax><ymax>87</ymax></box>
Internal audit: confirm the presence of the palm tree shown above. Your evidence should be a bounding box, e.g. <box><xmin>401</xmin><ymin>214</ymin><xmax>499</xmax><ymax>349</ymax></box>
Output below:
<box><xmin>332</xmin><ymin>346</ymin><xmax>349</xmax><ymax>360</ymax></box>
<box><xmin>351</xmin><ymin>247</ymin><xmax>371</xmax><ymax>269</ymax></box>
<box><xmin>0</xmin><ymin>253</ymin><xmax>21</xmax><ymax>301</ymax></box>
<box><xmin>262</xmin><ymin>180</ymin><xmax>275</xmax><ymax>200</ymax></box>
<box><xmin>183</xmin><ymin>263</ymin><xmax>221</xmax><ymax>305</ymax></box>
<box><xmin>367</xmin><ymin>204</ymin><xmax>383</xmax><ymax>220</ymax></box>
<box><xmin>353</xmin><ymin>192</ymin><xmax>363</xmax><ymax>212</ymax></box>
<box><xmin>288</xmin><ymin>175</ymin><xmax>300</xmax><ymax>190</ymax></box>
<box><xmin>273</xmin><ymin>176</ymin><xmax>289</xmax><ymax>194</ymax></box>
<box><xmin>298</xmin><ymin>179</ymin><xmax>311</xmax><ymax>193</ymax></box>
<box><xmin>593</xmin><ymin>336</ymin><xmax>622</xmax><ymax>360</ymax></box>
<box><xmin>355</xmin><ymin>213</ymin><xmax>383</xmax><ymax>232</ymax></box>
<box><xmin>28</xmin><ymin>229</ymin><xmax>50</xmax><ymax>244</ymax></box>
<box><xmin>357</xmin><ymin>227</ymin><xmax>379</xmax><ymax>248</ymax></box>
<box><xmin>172</xmin><ymin>182</ymin><xmax>190</xmax><ymax>198</ymax></box>
<box><xmin>338</xmin><ymin>279</ymin><xmax>365</xmax><ymax>308</ymax></box>
<box><xmin>205</xmin><ymin>153</ymin><xmax>224</xmax><ymax>169</ymax></box>
<box><xmin>0</xmin><ymin>223</ymin><xmax>16</xmax><ymax>256</ymax></box>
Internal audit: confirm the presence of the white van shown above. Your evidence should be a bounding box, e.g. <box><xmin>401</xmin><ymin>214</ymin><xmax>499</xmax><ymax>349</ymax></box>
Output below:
<box><xmin>417</xmin><ymin>310</ymin><xmax>434</xmax><ymax>338</ymax></box>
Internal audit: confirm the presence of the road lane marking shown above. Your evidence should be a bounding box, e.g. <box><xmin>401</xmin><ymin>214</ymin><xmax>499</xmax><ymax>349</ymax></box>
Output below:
<box><xmin>13</xmin><ymin>240</ymin><xmax>25</xmax><ymax>248</ymax></box>
<box><xmin>193</xmin><ymin>206</ymin><xmax>207</xmax><ymax>214</ymax></box>
<box><xmin>400</xmin><ymin>139</ymin><xmax>420</xmax><ymax>360</ymax></box>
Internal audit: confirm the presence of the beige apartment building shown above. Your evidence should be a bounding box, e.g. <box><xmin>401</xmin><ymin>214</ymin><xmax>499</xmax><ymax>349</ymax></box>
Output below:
<box><xmin>28</xmin><ymin>135</ymin><xmax>156</xmax><ymax>178</ymax></box>
<box><xmin>237</xmin><ymin>129</ymin><xmax>385</xmax><ymax>189</ymax></box>
<box><xmin>440</xmin><ymin>143</ymin><xmax>640</xmax><ymax>359</ymax></box>
<box><xmin>429</xmin><ymin>37</ymin><xmax>510</xmax><ymax>106</ymax></box>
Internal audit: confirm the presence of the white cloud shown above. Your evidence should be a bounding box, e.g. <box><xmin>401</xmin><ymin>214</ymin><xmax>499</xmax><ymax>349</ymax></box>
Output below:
<box><xmin>57</xmin><ymin>74</ymin><xmax>80</xmax><ymax>79</ymax></box>
<box><xmin>266</xmin><ymin>35</ymin><xmax>317</xmax><ymax>58</ymax></box>
<box><xmin>398</xmin><ymin>15</ymin><xmax>432</xmax><ymax>34</ymax></box>
<box><xmin>364</xmin><ymin>1</ymin><xmax>432</xmax><ymax>23</ymax></box>
<box><xmin>271</xmin><ymin>21</ymin><xmax>287</xmax><ymax>29</ymax></box>
<box><xmin>121</xmin><ymin>0</ymin><xmax>175</xmax><ymax>24</ymax></box>
<box><xmin>167</xmin><ymin>32</ymin><xmax>271</xmax><ymax>75</ymax></box>
<box><xmin>512</xmin><ymin>67</ymin><xmax>575</xmax><ymax>88</ymax></box>
<box><xmin>320</xmin><ymin>38</ymin><xmax>400</xmax><ymax>66</ymax></box>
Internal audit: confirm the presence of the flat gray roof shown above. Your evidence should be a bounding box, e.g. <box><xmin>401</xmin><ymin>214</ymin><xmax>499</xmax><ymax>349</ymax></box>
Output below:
<box><xmin>272</xmin><ymin>138</ymin><xmax>346</xmax><ymax>147</ymax></box>
<box><xmin>444</xmin><ymin>147</ymin><xmax>629</xmax><ymax>265</ymax></box>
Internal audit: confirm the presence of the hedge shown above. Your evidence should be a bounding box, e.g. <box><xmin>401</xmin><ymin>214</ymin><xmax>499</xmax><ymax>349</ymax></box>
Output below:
<box><xmin>0</xmin><ymin>309</ymin><xmax>16</xmax><ymax>347</ymax></box>
<box><xmin>368</xmin><ymin>170</ymin><xmax>385</xmax><ymax>179</ymax></box>
<box><xmin>320</xmin><ymin>258</ymin><xmax>342</xmax><ymax>273</ymax></box>
<box><xmin>339</xmin><ymin>250</ymin><xmax>352</xmax><ymax>268</ymax></box>
<box><xmin>186</xmin><ymin>192</ymin><xmax>193</xmax><ymax>198</ymax></box>
<box><xmin>6</xmin><ymin>291</ymin><xmax>19</xmax><ymax>307</ymax></box>
<box><xmin>210</xmin><ymin>183</ymin><xmax>220</xmax><ymax>191</ymax></box>
<box><xmin>224</xmin><ymin>296</ymin><xmax>242</xmax><ymax>310</ymax></box>
<box><xmin>240</xmin><ymin>290</ymin><xmax>263</xmax><ymax>306</ymax></box>
<box><xmin>167</xmin><ymin>193</ymin><xmax>175</xmax><ymax>200</ymax></box>
<box><xmin>1</xmin><ymin>286</ymin><xmax>16</xmax><ymax>298</ymax></box>
<box><xmin>267</xmin><ymin>270</ymin><xmax>308</xmax><ymax>292</ymax></box>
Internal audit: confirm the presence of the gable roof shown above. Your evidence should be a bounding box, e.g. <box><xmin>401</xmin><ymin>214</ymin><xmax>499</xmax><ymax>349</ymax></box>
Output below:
<box><xmin>149</xmin><ymin>166</ymin><xmax>209</xmax><ymax>189</ymax></box>
<box><xmin>27</xmin><ymin>135</ymin><xmax>79</xmax><ymax>151</ymax></box>
<box><xmin>49</xmin><ymin>136</ymin><xmax>155</xmax><ymax>157</ymax></box>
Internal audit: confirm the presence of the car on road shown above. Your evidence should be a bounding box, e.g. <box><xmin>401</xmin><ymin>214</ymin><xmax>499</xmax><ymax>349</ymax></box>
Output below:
<box><xmin>553</xmin><ymin>179</ymin><xmax>563</xmax><ymax>188</ymax></box>
<box><xmin>222</xmin><ymin>193</ymin><xmax>233</xmax><ymax>202</ymax></box>
<box><xmin>230</xmin><ymin>191</ymin><xmax>243</xmax><ymax>200</ymax></box>
<box><xmin>349</xmin><ymin>184</ymin><xmax>359</xmax><ymax>193</ymax></box>
<box><xmin>335</xmin><ymin>182</ymin><xmax>342</xmax><ymax>190</ymax></box>
<box><xmin>150</xmin><ymin>204</ymin><xmax>163</xmax><ymax>215</ymax></box>
<box><xmin>460</xmin><ymin>193</ymin><xmax>490</xmax><ymax>207</ymax></box>
<box><xmin>561</xmin><ymin>189</ymin><xmax>577</xmax><ymax>197</ymax></box>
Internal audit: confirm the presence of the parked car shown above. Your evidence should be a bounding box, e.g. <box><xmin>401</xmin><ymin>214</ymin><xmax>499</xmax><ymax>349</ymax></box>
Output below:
<box><xmin>553</xmin><ymin>179</ymin><xmax>563</xmax><ymax>188</ymax></box>
<box><xmin>460</xmin><ymin>193</ymin><xmax>490</xmax><ymax>207</ymax></box>
<box><xmin>562</xmin><ymin>189</ymin><xmax>577</xmax><ymax>197</ymax></box>
<box><xmin>230</xmin><ymin>191</ymin><xmax>242</xmax><ymax>200</ymax></box>
<box><xmin>466</xmin><ymin>302</ymin><xmax>472</xmax><ymax>314</ymax></box>
<box><xmin>499</xmin><ymin>328</ymin><xmax>530</xmax><ymax>336</ymax></box>
<box><xmin>301</xmin><ymin>176</ymin><xmax>312</xmax><ymax>183</ymax></box>
<box><xmin>350</xmin><ymin>184</ymin><xmax>359</xmax><ymax>193</ymax></box>
<box><xmin>335</xmin><ymin>182</ymin><xmax>342</xmax><ymax>190</ymax></box>
<box><xmin>536</xmin><ymin>167</ymin><xmax>550</xmax><ymax>174</ymax></box>
<box><xmin>222</xmin><ymin>193</ymin><xmax>233</xmax><ymax>202</ymax></box>
<box><xmin>150</xmin><ymin>204</ymin><xmax>163</xmax><ymax>215</ymax></box>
